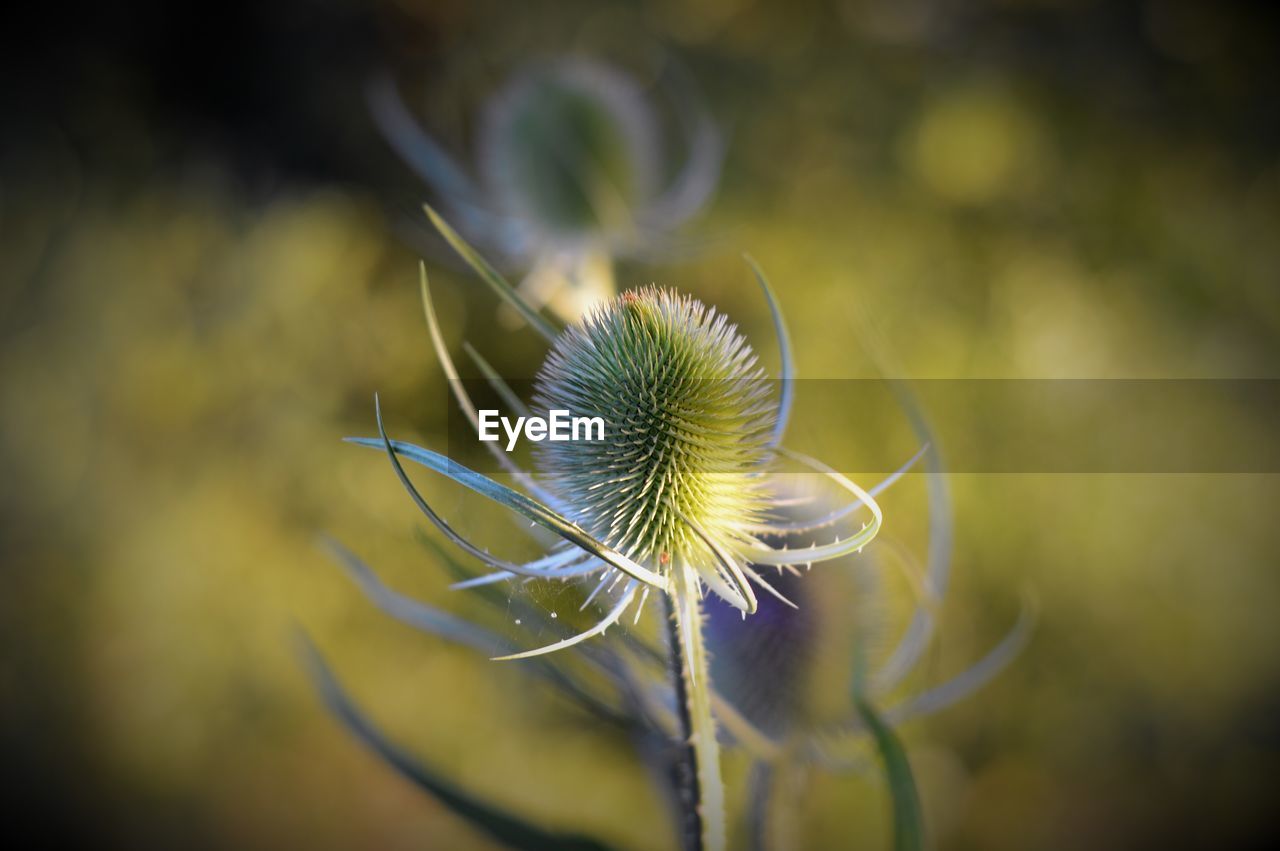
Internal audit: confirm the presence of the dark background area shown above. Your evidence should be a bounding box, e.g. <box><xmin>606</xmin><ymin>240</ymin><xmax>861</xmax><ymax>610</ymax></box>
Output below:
<box><xmin>6</xmin><ymin>0</ymin><xmax>1280</xmax><ymax>188</ymax></box>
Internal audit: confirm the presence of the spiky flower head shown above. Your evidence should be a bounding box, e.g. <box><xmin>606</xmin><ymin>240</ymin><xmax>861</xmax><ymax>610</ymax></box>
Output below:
<box><xmin>533</xmin><ymin>288</ymin><xmax>776</xmax><ymax>579</ymax></box>
<box><xmin>372</xmin><ymin>59</ymin><xmax>724</xmax><ymax>322</ymax></box>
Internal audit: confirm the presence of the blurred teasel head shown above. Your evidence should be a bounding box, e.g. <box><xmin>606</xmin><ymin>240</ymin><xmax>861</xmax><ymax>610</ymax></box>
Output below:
<box><xmin>478</xmin><ymin>62</ymin><xmax>661</xmax><ymax>247</ymax></box>
<box><xmin>369</xmin><ymin>58</ymin><xmax>724</xmax><ymax>321</ymax></box>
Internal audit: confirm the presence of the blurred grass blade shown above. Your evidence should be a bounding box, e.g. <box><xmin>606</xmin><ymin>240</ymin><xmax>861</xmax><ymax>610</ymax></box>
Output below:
<box><xmin>744</xmin><ymin>256</ymin><xmax>794</xmax><ymax>449</ymax></box>
<box><xmin>414</xmin><ymin>529</ymin><xmax>666</xmax><ymax>675</ymax></box>
<box><xmin>464</xmin><ymin>341</ymin><xmax>532</xmax><ymax>418</ymax></box>
<box><xmin>853</xmin><ymin>695</ymin><xmax>925</xmax><ymax>851</ymax></box>
<box><xmin>645</xmin><ymin>58</ymin><xmax>724</xmax><ymax>225</ymax></box>
<box><xmin>325</xmin><ymin>536</ymin><xmax>632</xmax><ymax>727</ymax></box>
<box><xmin>298</xmin><ymin>633</ymin><xmax>612</xmax><ymax>851</ymax></box>
<box><xmin>366</xmin><ymin>73</ymin><xmax>479</xmax><ymax>203</ymax></box>
<box><xmin>320</xmin><ymin>537</ymin><xmax>506</xmax><ymax>655</ymax></box>
<box><xmin>887</xmin><ymin>597</ymin><xmax>1037</xmax><ymax>723</ymax></box>
<box><xmin>423</xmin><ymin>203</ymin><xmax>561</xmax><ymax>343</ymax></box>
<box><xmin>845</xmin><ymin>319</ymin><xmax>953</xmax><ymax>695</ymax></box>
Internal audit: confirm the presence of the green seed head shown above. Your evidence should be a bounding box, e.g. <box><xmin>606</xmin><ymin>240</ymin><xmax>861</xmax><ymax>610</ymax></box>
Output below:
<box><xmin>479</xmin><ymin>61</ymin><xmax>659</xmax><ymax>244</ymax></box>
<box><xmin>533</xmin><ymin>287</ymin><xmax>776</xmax><ymax>567</ymax></box>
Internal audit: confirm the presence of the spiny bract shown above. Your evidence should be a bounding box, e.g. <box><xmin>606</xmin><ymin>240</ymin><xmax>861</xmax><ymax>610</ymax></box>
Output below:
<box><xmin>533</xmin><ymin>288</ymin><xmax>776</xmax><ymax>571</ymax></box>
<box><xmin>355</xmin><ymin>243</ymin><xmax>888</xmax><ymax>640</ymax></box>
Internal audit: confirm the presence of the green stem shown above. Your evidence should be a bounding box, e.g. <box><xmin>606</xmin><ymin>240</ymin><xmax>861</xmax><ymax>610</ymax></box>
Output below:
<box><xmin>668</xmin><ymin>562</ymin><xmax>726</xmax><ymax>851</ymax></box>
<box><xmin>664</xmin><ymin>596</ymin><xmax>702</xmax><ymax>851</ymax></box>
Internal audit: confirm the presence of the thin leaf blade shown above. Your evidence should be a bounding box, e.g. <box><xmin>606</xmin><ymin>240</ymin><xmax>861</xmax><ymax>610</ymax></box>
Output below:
<box><xmin>298</xmin><ymin>632</ymin><xmax>612</xmax><ymax>851</ymax></box>
<box><xmin>424</xmin><ymin>203</ymin><xmax>561</xmax><ymax>342</ymax></box>
<box><xmin>852</xmin><ymin>695</ymin><xmax>925</xmax><ymax>851</ymax></box>
<box><xmin>743</xmin><ymin>255</ymin><xmax>794</xmax><ymax>449</ymax></box>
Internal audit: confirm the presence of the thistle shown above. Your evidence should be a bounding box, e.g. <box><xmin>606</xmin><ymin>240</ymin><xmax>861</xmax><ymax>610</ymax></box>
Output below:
<box><xmin>532</xmin><ymin>286</ymin><xmax>778</xmax><ymax>604</ymax></box>
<box><xmin>369</xmin><ymin>58</ymin><xmax>723</xmax><ymax>320</ymax></box>
<box><xmin>302</xmin><ymin>209</ymin><xmax>1034</xmax><ymax>849</ymax></box>
<box><xmin>336</xmin><ymin>208</ymin><xmax>898</xmax><ymax>851</ymax></box>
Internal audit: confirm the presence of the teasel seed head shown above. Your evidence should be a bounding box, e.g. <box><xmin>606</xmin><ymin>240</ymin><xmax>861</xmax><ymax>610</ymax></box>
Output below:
<box><xmin>479</xmin><ymin>60</ymin><xmax>660</xmax><ymax>246</ymax></box>
<box><xmin>533</xmin><ymin>287</ymin><xmax>776</xmax><ymax>581</ymax></box>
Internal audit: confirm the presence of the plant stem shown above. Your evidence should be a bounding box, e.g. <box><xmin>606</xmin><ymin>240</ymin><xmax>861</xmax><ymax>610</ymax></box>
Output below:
<box><xmin>667</xmin><ymin>561</ymin><xmax>726</xmax><ymax>851</ymax></box>
<box><xmin>664</xmin><ymin>599</ymin><xmax>703</xmax><ymax>851</ymax></box>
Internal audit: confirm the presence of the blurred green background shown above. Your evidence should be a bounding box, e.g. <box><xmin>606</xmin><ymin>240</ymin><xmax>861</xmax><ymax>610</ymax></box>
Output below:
<box><xmin>2</xmin><ymin>0</ymin><xmax>1278</xmax><ymax>848</ymax></box>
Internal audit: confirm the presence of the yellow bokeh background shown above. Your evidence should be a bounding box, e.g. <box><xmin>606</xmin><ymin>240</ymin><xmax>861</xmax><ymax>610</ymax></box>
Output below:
<box><xmin>3</xmin><ymin>1</ymin><xmax>1278</xmax><ymax>848</ymax></box>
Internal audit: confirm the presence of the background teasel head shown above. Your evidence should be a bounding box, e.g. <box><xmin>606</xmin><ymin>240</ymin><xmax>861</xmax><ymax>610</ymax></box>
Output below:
<box><xmin>478</xmin><ymin>62</ymin><xmax>661</xmax><ymax>246</ymax></box>
<box><xmin>370</xmin><ymin>57</ymin><xmax>724</xmax><ymax>321</ymax></box>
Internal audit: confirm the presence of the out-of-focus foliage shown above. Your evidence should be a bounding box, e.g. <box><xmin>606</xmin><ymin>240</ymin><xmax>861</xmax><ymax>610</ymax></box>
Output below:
<box><xmin>2</xmin><ymin>0</ymin><xmax>1279</xmax><ymax>849</ymax></box>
